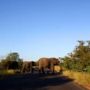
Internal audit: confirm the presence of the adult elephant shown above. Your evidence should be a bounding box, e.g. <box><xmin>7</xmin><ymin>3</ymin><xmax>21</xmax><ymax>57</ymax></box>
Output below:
<box><xmin>38</xmin><ymin>57</ymin><xmax>60</xmax><ymax>74</ymax></box>
<box><xmin>21</xmin><ymin>61</ymin><xmax>35</xmax><ymax>73</ymax></box>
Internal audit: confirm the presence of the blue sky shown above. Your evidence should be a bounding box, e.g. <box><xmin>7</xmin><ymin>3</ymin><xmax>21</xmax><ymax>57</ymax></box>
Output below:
<box><xmin>0</xmin><ymin>0</ymin><xmax>90</xmax><ymax>61</ymax></box>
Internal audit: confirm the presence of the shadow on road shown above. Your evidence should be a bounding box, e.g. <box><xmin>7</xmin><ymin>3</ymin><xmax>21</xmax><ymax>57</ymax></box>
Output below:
<box><xmin>0</xmin><ymin>73</ymin><xmax>74</xmax><ymax>90</ymax></box>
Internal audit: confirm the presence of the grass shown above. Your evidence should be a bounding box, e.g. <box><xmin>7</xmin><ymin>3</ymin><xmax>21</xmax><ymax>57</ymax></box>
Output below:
<box><xmin>0</xmin><ymin>69</ymin><xmax>16</xmax><ymax>80</ymax></box>
<box><xmin>63</xmin><ymin>70</ymin><xmax>90</xmax><ymax>89</ymax></box>
<box><xmin>0</xmin><ymin>69</ymin><xmax>16</xmax><ymax>75</ymax></box>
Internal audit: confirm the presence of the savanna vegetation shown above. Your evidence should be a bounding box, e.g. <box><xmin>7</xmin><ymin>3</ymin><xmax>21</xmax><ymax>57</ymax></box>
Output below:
<box><xmin>0</xmin><ymin>40</ymin><xmax>90</xmax><ymax>89</ymax></box>
<box><xmin>62</xmin><ymin>41</ymin><xmax>90</xmax><ymax>72</ymax></box>
<box><xmin>62</xmin><ymin>41</ymin><xmax>90</xmax><ymax>88</ymax></box>
<box><xmin>0</xmin><ymin>52</ymin><xmax>23</xmax><ymax>75</ymax></box>
<box><xmin>0</xmin><ymin>53</ymin><xmax>61</xmax><ymax>75</ymax></box>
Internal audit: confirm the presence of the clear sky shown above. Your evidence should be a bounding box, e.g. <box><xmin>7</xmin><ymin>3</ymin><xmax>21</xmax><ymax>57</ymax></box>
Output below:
<box><xmin>0</xmin><ymin>0</ymin><xmax>90</xmax><ymax>61</ymax></box>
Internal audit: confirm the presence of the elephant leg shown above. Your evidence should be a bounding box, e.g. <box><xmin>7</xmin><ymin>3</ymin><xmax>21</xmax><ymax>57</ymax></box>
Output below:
<box><xmin>22</xmin><ymin>67</ymin><xmax>25</xmax><ymax>73</ymax></box>
<box><xmin>31</xmin><ymin>68</ymin><xmax>34</xmax><ymax>73</ymax></box>
<box><xmin>42</xmin><ymin>67</ymin><xmax>45</xmax><ymax>74</ymax></box>
<box><xmin>38</xmin><ymin>69</ymin><xmax>41</xmax><ymax>73</ymax></box>
<box><xmin>51</xmin><ymin>64</ymin><xmax>54</xmax><ymax>74</ymax></box>
<box><xmin>40</xmin><ymin>67</ymin><xmax>45</xmax><ymax>74</ymax></box>
<box><xmin>39</xmin><ymin>67</ymin><xmax>42</xmax><ymax>74</ymax></box>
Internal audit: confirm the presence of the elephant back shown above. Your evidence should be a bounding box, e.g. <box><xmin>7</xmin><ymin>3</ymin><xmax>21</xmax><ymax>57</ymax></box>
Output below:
<box><xmin>49</xmin><ymin>58</ymin><xmax>60</xmax><ymax>65</ymax></box>
<box><xmin>38</xmin><ymin>58</ymin><xmax>50</xmax><ymax>68</ymax></box>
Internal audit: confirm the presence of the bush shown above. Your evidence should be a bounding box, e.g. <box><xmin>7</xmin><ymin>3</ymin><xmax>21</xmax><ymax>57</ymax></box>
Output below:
<box><xmin>86</xmin><ymin>66</ymin><xmax>90</xmax><ymax>73</ymax></box>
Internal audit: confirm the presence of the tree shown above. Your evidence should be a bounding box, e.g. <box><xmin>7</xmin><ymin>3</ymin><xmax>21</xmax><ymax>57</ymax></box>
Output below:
<box><xmin>6</xmin><ymin>52</ymin><xmax>19</xmax><ymax>61</ymax></box>
<box><xmin>63</xmin><ymin>41</ymin><xmax>90</xmax><ymax>72</ymax></box>
<box><xmin>1</xmin><ymin>52</ymin><xmax>23</xmax><ymax>70</ymax></box>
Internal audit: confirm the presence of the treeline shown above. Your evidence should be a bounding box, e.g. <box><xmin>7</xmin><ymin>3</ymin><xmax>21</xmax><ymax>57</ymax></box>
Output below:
<box><xmin>62</xmin><ymin>41</ymin><xmax>90</xmax><ymax>72</ymax></box>
<box><xmin>0</xmin><ymin>53</ymin><xmax>23</xmax><ymax>71</ymax></box>
<box><xmin>0</xmin><ymin>40</ymin><xmax>90</xmax><ymax>73</ymax></box>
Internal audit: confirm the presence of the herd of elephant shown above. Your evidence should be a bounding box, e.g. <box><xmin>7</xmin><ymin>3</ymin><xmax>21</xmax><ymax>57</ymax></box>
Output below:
<box><xmin>21</xmin><ymin>57</ymin><xmax>61</xmax><ymax>74</ymax></box>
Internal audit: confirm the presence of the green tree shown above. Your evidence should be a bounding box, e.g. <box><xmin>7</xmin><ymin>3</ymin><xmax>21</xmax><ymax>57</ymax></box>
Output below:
<box><xmin>6</xmin><ymin>52</ymin><xmax>19</xmax><ymax>61</ymax></box>
<box><xmin>1</xmin><ymin>52</ymin><xmax>23</xmax><ymax>70</ymax></box>
<box><xmin>63</xmin><ymin>41</ymin><xmax>90</xmax><ymax>72</ymax></box>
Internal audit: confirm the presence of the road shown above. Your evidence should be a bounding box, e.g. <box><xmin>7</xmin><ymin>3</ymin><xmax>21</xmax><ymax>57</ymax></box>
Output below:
<box><xmin>0</xmin><ymin>73</ymin><xmax>86</xmax><ymax>90</ymax></box>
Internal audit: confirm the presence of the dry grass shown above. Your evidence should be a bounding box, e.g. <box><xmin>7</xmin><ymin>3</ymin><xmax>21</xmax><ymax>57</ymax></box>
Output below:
<box><xmin>0</xmin><ymin>69</ymin><xmax>15</xmax><ymax>75</ymax></box>
<box><xmin>54</xmin><ymin>65</ymin><xmax>61</xmax><ymax>73</ymax></box>
<box><xmin>63</xmin><ymin>70</ymin><xmax>90</xmax><ymax>89</ymax></box>
<box><xmin>0</xmin><ymin>69</ymin><xmax>16</xmax><ymax>80</ymax></box>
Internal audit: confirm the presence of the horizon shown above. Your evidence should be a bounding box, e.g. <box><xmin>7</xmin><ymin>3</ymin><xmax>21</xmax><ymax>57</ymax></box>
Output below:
<box><xmin>0</xmin><ymin>0</ymin><xmax>90</xmax><ymax>61</ymax></box>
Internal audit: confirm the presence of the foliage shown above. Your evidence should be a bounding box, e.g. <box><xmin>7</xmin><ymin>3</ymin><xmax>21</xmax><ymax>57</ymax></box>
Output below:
<box><xmin>6</xmin><ymin>52</ymin><xmax>19</xmax><ymax>61</ymax></box>
<box><xmin>0</xmin><ymin>52</ymin><xmax>23</xmax><ymax>70</ymax></box>
<box><xmin>63</xmin><ymin>41</ymin><xmax>90</xmax><ymax>72</ymax></box>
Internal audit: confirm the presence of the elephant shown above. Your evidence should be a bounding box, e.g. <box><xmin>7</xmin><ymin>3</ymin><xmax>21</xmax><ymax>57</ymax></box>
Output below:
<box><xmin>38</xmin><ymin>57</ymin><xmax>60</xmax><ymax>74</ymax></box>
<box><xmin>21</xmin><ymin>61</ymin><xmax>36</xmax><ymax>73</ymax></box>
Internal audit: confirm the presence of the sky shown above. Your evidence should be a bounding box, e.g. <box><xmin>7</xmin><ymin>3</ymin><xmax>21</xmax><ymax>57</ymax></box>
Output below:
<box><xmin>0</xmin><ymin>0</ymin><xmax>90</xmax><ymax>61</ymax></box>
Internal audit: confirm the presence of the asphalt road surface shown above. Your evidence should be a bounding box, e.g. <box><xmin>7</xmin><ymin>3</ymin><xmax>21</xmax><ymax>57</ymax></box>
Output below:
<box><xmin>0</xmin><ymin>73</ymin><xmax>86</xmax><ymax>90</ymax></box>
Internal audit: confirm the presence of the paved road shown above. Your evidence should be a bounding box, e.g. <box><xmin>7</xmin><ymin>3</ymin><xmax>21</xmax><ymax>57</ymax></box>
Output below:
<box><xmin>0</xmin><ymin>73</ymin><xmax>86</xmax><ymax>90</ymax></box>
